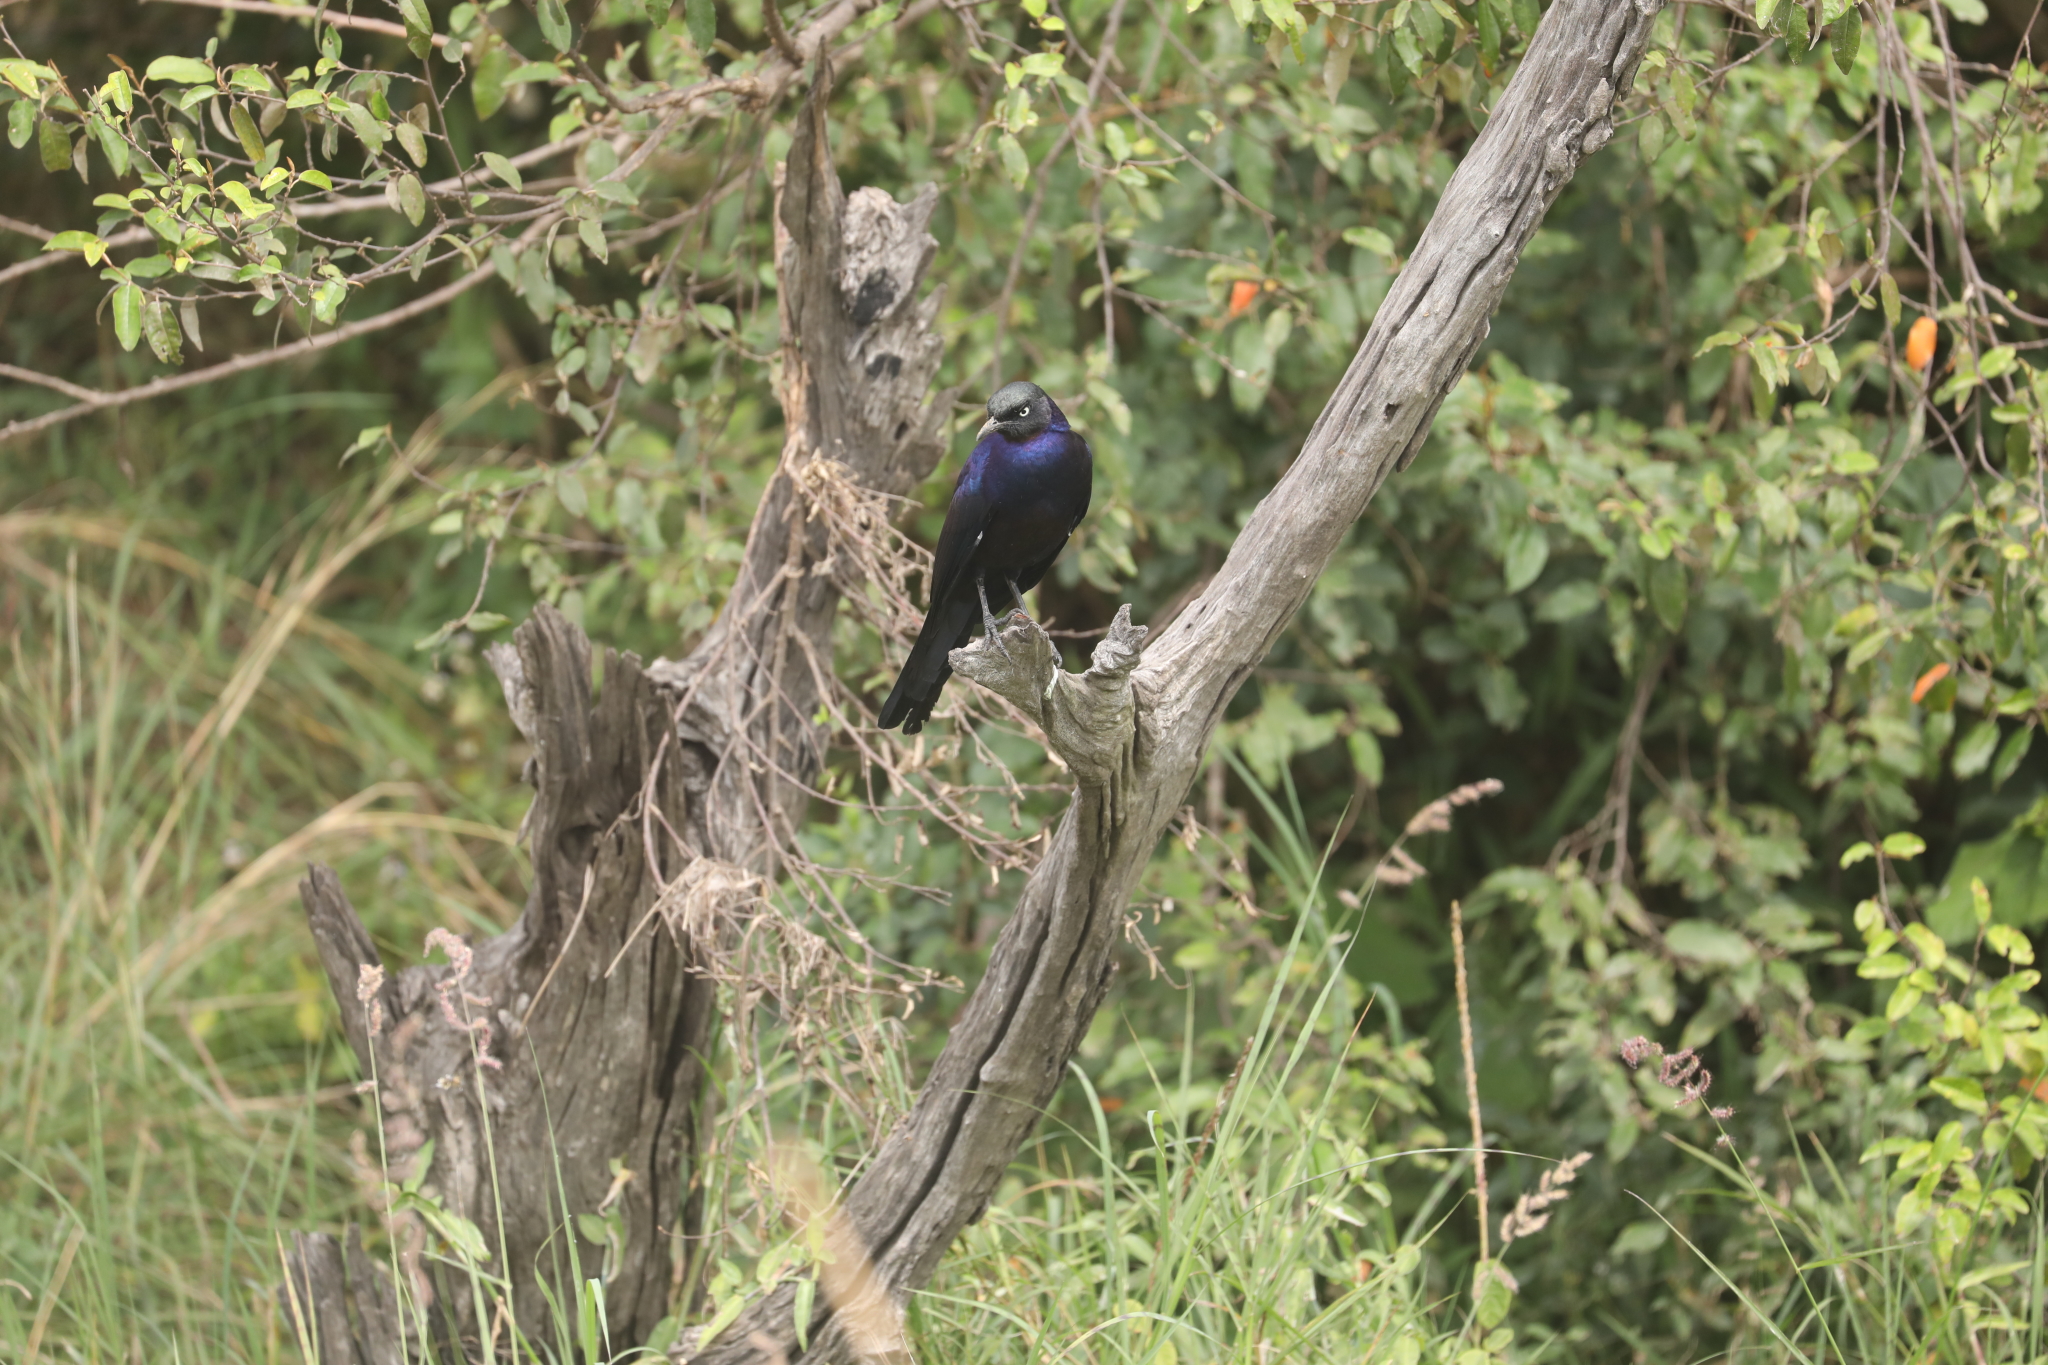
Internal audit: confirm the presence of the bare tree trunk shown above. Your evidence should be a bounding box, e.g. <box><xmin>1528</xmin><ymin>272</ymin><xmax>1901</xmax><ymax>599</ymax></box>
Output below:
<box><xmin>704</xmin><ymin>0</ymin><xmax>1665</xmax><ymax>1356</ymax></box>
<box><xmin>289</xmin><ymin>58</ymin><xmax>953</xmax><ymax>1356</ymax></box>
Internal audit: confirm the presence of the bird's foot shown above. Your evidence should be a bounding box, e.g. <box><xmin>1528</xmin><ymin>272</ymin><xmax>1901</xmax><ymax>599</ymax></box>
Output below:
<box><xmin>977</xmin><ymin>578</ymin><xmax>1017</xmax><ymax>663</ymax></box>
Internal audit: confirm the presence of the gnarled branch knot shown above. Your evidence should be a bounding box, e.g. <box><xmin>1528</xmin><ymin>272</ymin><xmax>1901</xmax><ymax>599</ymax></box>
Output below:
<box><xmin>949</xmin><ymin>605</ymin><xmax>1146</xmax><ymax>787</ymax></box>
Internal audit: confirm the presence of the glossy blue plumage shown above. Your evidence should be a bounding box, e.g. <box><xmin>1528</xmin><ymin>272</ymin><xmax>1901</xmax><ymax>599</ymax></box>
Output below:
<box><xmin>878</xmin><ymin>382</ymin><xmax>1093</xmax><ymax>733</ymax></box>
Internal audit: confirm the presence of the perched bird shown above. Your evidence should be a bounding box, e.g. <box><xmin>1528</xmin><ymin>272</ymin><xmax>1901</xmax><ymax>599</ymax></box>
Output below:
<box><xmin>878</xmin><ymin>381</ymin><xmax>1093</xmax><ymax>734</ymax></box>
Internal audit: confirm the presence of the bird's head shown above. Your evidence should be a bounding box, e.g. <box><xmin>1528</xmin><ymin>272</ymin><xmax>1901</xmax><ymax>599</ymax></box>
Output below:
<box><xmin>979</xmin><ymin>381</ymin><xmax>1061</xmax><ymax>440</ymax></box>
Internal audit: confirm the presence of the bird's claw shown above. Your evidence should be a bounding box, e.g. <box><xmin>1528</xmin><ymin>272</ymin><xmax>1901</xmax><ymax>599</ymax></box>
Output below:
<box><xmin>977</xmin><ymin>578</ymin><xmax>1017</xmax><ymax>663</ymax></box>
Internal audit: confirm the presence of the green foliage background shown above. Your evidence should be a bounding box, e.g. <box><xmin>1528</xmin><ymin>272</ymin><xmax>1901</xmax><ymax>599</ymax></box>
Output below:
<box><xmin>6</xmin><ymin>0</ymin><xmax>2048</xmax><ymax>1356</ymax></box>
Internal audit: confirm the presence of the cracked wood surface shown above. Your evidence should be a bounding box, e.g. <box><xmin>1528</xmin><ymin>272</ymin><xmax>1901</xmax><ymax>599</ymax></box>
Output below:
<box><xmin>700</xmin><ymin>0</ymin><xmax>1663</xmax><ymax>1355</ymax></box>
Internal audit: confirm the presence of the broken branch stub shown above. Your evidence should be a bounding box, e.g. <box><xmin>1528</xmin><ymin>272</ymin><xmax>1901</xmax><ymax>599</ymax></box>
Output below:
<box><xmin>948</xmin><ymin>606</ymin><xmax>1147</xmax><ymax>788</ymax></box>
<box><xmin>701</xmin><ymin>0</ymin><xmax>1664</xmax><ymax>1357</ymax></box>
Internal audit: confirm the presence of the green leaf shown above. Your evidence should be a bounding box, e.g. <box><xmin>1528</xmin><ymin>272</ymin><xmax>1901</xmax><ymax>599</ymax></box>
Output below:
<box><xmin>218</xmin><ymin>181</ymin><xmax>267</xmax><ymax>216</ymax></box>
<box><xmin>1786</xmin><ymin>2</ymin><xmax>1812</xmax><ymax>60</ymax></box>
<box><xmin>90</xmin><ymin>114</ymin><xmax>130</xmax><ymax>179</ymax></box>
<box><xmin>1475</xmin><ymin>0</ymin><xmax>1501</xmax><ymax>67</ymax></box>
<box><xmin>1954</xmin><ymin>719</ymin><xmax>2001</xmax><ymax>778</ymax></box>
<box><xmin>102</xmin><ymin>69</ymin><xmax>133</xmax><ymax>114</ymax></box>
<box><xmin>1857</xmin><ymin>952</ymin><xmax>1912</xmax><ymax>979</ymax></box>
<box><xmin>1881</xmin><ymin>832</ymin><xmax>1926</xmax><ymax>860</ymax></box>
<box><xmin>286</xmin><ymin>89</ymin><xmax>327</xmax><ymax>109</ymax></box>
<box><xmin>1831</xmin><ymin>5</ymin><xmax>1861</xmax><ymax>71</ymax></box>
<box><xmin>299</xmin><ymin>168</ymin><xmax>334</xmax><ymax>191</ymax></box>
<box><xmin>1987</xmin><ymin>923</ymin><xmax>2034</xmax><ymax>964</ymax></box>
<box><xmin>686</xmin><ymin>0</ymin><xmax>717</xmax><ymax>51</ymax></box>
<box><xmin>111</xmin><ymin>282</ymin><xmax>143</xmax><ymax>350</ymax></box>
<box><xmin>1880</xmin><ymin>272</ymin><xmax>1900</xmax><ymax>328</ymax></box>
<box><xmin>141</xmin><ymin>298</ymin><xmax>182</xmax><ymax>365</ymax></box>
<box><xmin>1536</xmin><ymin>581</ymin><xmax>1600</xmax><ymax>622</ymax></box>
<box><xmin>1696</xmin><ymin>330</ymin><xmax>1743</xmax><ymax>355</ymax></box>
<box><xmin>1510</xmin><ymin>0</ymin><xmax>1538</xmax><ymax>33</ymax></box>
<box><xmin>395</xmin><ymin>121</ymin><xmax>429</xmax><ymax>168</ymax></box>
<box><xmin>227</xmin><ymin>67</ymin><xmax>277</xmax><ymax>98</ymax></box>
<box><xmin>1342</xmin><ymin>225</ymin><xmax>1396</xmax><ymax>258</ymax></box>
<box><xmin>793</xmin><ymin>1276</ymin><xmax>815</xmax><ymax>1351</ymax></box>
<box><xmin>1501</xmin><ymin>522</ymin><xmax>1548</xmax><ymax>593</ymax></box>
<box><xmin>578</xmin><ymin>216</ymin><xmax>608</xmax><ymax>262</ymax></box>
<box><xmin>396</xmin><ymin>173</ymin><xmax>426</xmax><ymax>226</ymax></box>
<box><xmin>0</xmin><ymin>58</ymin><xmax>58</xmax><ymax>97</ymax></box>
<box><xmin>1930</xmin><ymin>1076</ymin><xmax>1988</xmax><ymax>1115</ymax></box>
<box><xmin>1990</xmin><ymin>725</ymin><xmax>2034</xmax><ymax>789</ymax></box>
<box><xmin>1667</xmin><ymin>920</ymin><xmax>1755</xmax><ymax>967</ymax></box>
<box><xmin>37</xmin><ymin>117</ymin><xmax>71</xmax><ymax>173</ymax></box>
<box><xmin>1902</xmin><ymin>923</ymin><xmax>1946</xmax><ymax>968</ymax></box>
<box><xmin>229</xmin><ymin>103</ymin><xmax>266</xmax><ymax>162</ymax></box>
<box><xmin>341</xmin><ymin>101</ymin><xmax>390</xmax><ymax>151</ymax></box>
<box><xmin>537</xmin><ymin>0</ymin><xmax>574</xmax><ymax>51</ymax></box>
<box><xmin>1474</xmin><ymin>1264</ymin><xmax>1513</xmax><ymax>1330</ymax></box>
<box><xmin>144</xmin><ymin>55</ymin><xmax>217</xmax><ymax>85</ymax></box>
<box><xmin>556</xmin><ymin>470</ymin><xmax>588</xmax><ymax>516</ymax></box>
<box><xmin>472</xmin><ymin>32</ymin><xmax>512</xmax><ymax>118</ymax></box>
<box><xmin>481</xmin><ymin>150</ymin><xmax>523</xmax><ymax>192</ymax></box>
<box><xmin>42</xmin><ymin>231</ymin><xmax>108</xmax><ymax>266</ymax></box>
<box><xmin>1741</xmin><ymin>224</ymin><xmax>1792</xmax><ymax>283</ymax></box>
<box><xmin>1649</xmin><ymin>557</ymin><xmax>1687</xmax><ymax>632</ymax></box>
<box><xmin>399</xmin><ymin>0</ymin><xmax>435</xmax><ymax>55</ymax></box>
<box><xmin>8</xmin><ymin>100</ymin><xmax>33</xmax><ymax>150</ymax></box>
<box><xmin>998</xmin><ymin>132</ymin><xmax>1030</xmax><ymax>189</ymax></box>
<box><xmin>1839</xmin><ymin>841</ymin><xmax>1874</xmax><ymax>868</ymax></box>
<box><xmin>1845</xmin><ymin>627</ymin><xmax>1890</xmax><ymax>671</ymax></box>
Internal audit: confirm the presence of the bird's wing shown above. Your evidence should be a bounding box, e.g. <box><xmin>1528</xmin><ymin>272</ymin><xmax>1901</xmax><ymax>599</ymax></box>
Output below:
<box><xmin>926</xmin><ymin>483</ymin><xmax>992</xmax><ymax>607</ymax></box>
<box><xmin>1016</xmin><ymin>439</ymin><xmax>1094</xmax><ymax>594</ymax></box>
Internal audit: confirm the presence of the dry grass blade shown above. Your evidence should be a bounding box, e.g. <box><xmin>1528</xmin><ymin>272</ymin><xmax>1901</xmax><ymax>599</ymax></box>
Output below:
<box><xmin>768</xmin><ymin>1143</ymin><xmax>912</xmax><ymax>1363</ymax></box>
<box><xmin>1365</xmin><ymin>778</ymin><xmax>1503</xmax><ymax>890</ymax></box>
<box><xmin>1498</xmin><ymin>1151</ymin><xmax>1593</xmax><ymax>1250</ymax></box>
<box><xmin>1451</xmin><ymin>899</ymin><xmax>1489</xmax><ymax>1268</ymax></box>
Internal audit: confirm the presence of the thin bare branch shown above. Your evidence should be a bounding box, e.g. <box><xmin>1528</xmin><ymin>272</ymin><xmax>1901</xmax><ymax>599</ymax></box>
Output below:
<box><xmin>0</xmin><ymin>258</ymin><xmax>505</xmax><ymax>447</ymax></box>
<box><xmin>143</xmin><ymin>0</ymin><xmax>452</xmax><ymax>46</ymax></box>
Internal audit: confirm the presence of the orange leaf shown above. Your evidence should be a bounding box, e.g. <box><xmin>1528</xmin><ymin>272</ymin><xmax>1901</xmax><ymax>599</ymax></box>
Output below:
<box><xmin>1905</xmin><ymin>316</ymin><xmax>1938</xmax><ymax>371</ymax></box>
<box><xmin>1097</xmin><ymin>1095</ymin><xmax>1125</xmax><ymax>1113</ymax></box>
<box><xmin>1911</xmin><ymin>662</ymin><xmax>1951</xmax><ymax>704</ymax></box>
<box><xmin>1227</xmin><ymin>279</ymin><xmax>1261</xmax><ymax>319</ymax></box>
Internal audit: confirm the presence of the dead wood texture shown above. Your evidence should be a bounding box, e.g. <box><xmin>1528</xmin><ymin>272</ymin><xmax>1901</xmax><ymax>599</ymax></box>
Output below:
<box><xmin>701</xmin><ymin>0</ymin><xmax>1665</xmax><ymax>1355</ymax></box>
<box><xmin>291</xmin><ymin>0</ymin><xmax>1661</xmax><ymax>1349</ymax></box>
<box><xmin>289</xmin><ymin>60</ymin><xmax>952</xmax><ymax>1355</ymax></box>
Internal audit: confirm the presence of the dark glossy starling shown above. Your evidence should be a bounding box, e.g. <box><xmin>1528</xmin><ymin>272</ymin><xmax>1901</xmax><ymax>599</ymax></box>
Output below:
<box><xmin>877</xmin><ymin>381</ymin><xmax>1093</xmax><ymax>734</ymax></box>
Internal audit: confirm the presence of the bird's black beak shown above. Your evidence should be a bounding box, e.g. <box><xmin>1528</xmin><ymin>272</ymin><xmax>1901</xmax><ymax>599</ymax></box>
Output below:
<box><xmin>978</xmin><ymin>415</ymin><xmax>1000</xmax><ymax>438</ymax></box>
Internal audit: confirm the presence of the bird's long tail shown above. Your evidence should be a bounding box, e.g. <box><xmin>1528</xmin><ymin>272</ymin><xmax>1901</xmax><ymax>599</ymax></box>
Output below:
<box><xmin>877</xmin><ymin>591</ymin><xmax>978</xmax><ymax>733</ymax></box>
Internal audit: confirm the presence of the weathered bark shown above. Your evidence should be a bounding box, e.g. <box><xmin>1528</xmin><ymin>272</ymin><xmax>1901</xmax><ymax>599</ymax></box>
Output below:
<box><xmin>289</xmin><ymin>58</ymin><xmax>952</xmax><ymax>1356</ymax></box>
<box><xmin>702</xmin><ymin>0</ymin><xmax>1665</xmax><ymax>1356</ymax></box>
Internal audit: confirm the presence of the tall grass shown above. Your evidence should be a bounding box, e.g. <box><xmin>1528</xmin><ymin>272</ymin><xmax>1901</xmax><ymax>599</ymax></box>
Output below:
<box><xmin>0</xmin><ymin>419</ymin><xmax>528</xmax><ymax>1362</ymax></box>
<box><xmin>7</xmin><ymin>433</ymin><xmax>2047</xmax><ymax>1365</ymax></box>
